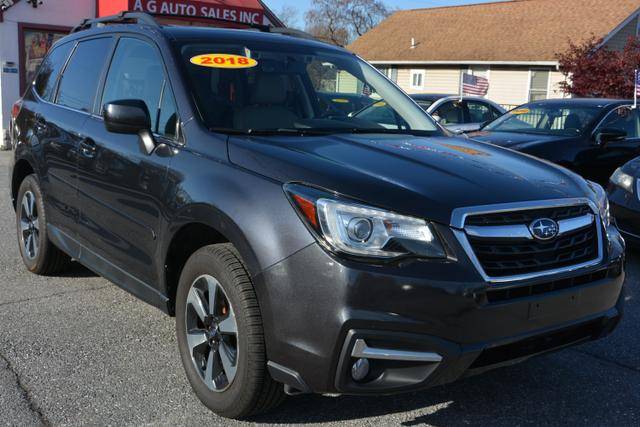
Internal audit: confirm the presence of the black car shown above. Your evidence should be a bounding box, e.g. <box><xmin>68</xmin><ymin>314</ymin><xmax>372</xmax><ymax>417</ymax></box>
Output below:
<box><xmin>468</xmin><ymin>99</ymin><xmax>637</xmax><ymax>185</ymax></box>
<box><xmin>9</xmin><ymin>13</ymin><xmax>625</xmax><ymax>420</ymax></box>
<box><xmin>609</xmin><ymin>160</ymin><xmax>640</xmax><ymax>245</ymax></box>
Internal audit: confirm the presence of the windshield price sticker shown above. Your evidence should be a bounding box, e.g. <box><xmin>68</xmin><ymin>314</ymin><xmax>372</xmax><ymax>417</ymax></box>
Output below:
<box><xmin>190</xmin><ymin>54</ymin><xmax>258</xmax><ymax>69</ymax></box>
<box><xmin>511</xmin><ymin>108</ymin><xmax>530</xmax><ymax>115</ymax></box>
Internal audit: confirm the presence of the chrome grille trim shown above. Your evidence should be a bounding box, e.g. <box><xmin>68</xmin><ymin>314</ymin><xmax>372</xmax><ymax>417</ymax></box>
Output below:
<box><xmin>465</xmin><ymin>213</ymin><xmax>594</xmax><ymax>240</ymax></box>
<box><xmin>451</xmin><ymin>198</ymin><xmax>604</xmax><ymax>284</ymax></box>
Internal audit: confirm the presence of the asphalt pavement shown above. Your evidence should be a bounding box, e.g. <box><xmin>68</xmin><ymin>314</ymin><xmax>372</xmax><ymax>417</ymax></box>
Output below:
<box><xmin>0</xmin><ymin>151</ymin><xmax>638</xmax><ymax>426</ymax></box>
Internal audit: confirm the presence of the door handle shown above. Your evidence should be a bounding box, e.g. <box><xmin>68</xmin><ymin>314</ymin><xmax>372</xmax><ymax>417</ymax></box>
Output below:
<box><xmin>79</xmin><ymin>138</ymin><xmax>97</xmax><ymax>158</ymax></box>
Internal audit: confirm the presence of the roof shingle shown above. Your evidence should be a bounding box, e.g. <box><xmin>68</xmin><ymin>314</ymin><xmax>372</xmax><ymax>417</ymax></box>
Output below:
<box><xmin>348</xmin><ymin>0</ymin><xmax>640</xmax><ymax>63</ymax></box>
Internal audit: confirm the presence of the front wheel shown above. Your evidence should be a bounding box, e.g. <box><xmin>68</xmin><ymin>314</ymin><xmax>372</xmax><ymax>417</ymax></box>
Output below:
<box><xmin>175</xmin><ymin>244</ymin><xmax>285</xmax><ymax>419</ymax></box>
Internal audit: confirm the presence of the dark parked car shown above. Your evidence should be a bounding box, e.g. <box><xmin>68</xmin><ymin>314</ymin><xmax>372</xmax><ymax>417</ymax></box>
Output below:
<box><xmin>410</xmin><ymin>94</ymin><xmax>505</xmax><ymax>133</ymax></box>
<box><xmin>9</xmin><ymin>13</ymin><xmax>625</xmax><ymax>420</ymax></box>
<box><xmin>609</xmin><ymin>160</ymin><xmax>640</xmax><ymax>245</ymax></box>
<box><xmin>468</xmin><ymin>98</ymin><xmax>637</xmax><ymax>185</ymax></box>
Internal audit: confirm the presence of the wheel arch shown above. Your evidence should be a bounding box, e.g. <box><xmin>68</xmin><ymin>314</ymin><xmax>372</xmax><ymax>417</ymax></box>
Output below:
<box><xmin>161</xmin><ymin>204</ymin><xmax>261</xmax><ymax>316</ymax></box>
<box><xmin>11</xmin><ymin>157</ymin><xmax>36</xmax><ymax>209</ymax></box>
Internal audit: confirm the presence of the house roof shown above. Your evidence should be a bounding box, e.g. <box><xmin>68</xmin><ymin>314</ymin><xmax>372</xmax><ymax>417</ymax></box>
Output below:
<box><xmin>348</xmin><ymin>0</ymin><xmax>640</xmax><ymax>64</ymax></box>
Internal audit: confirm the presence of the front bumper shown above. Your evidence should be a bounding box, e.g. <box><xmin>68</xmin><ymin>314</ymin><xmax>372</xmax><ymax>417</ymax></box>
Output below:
<box><xmin>255</xmin><ymin>224</ymin><xmax>625</xmax><ymax>395</ymax></box>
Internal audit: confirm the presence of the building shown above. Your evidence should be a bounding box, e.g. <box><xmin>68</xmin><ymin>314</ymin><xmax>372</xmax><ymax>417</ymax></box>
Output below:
<box><xmin>0</xmin><ymin>0</ymin><xmax>282</xmax><ymax>149</ymax></box>
<box><xmin>349</xmin><ymin>0</ymin><xmax>640</xmax><ymax>108</ymax></box>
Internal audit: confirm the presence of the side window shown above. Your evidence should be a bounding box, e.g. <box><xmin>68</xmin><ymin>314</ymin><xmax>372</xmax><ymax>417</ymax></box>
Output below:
<box><xmin>467</xmin><ymin>101</ymin><xmax>494</xmax><ymax>123</ymax></box>
<box><xmin>435</xmin><ymin>101</ymin><xmax>464</xmax><ymax>125</ymax></box>
<box><xmin>597</xmin><ymin>106</ymin><xmax>640</xmax><ymax>140</ymax></box>
<box><xmin>34</xmin><ymin>42</ymin><xmax>73</xmax><ymax>102</ymax></box>
<box><xmin>102</xmin><ymin>37</ymin><xmax>177</xmax><ymax>137</ymax></box>
<box><xmin>56</xmin><ymin>38</ymin><xmax>113</xmax><ymax>113</ymax></box>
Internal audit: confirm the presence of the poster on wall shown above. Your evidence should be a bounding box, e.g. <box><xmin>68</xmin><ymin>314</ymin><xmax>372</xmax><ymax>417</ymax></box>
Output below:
<box><xmin>22</xmin><ymin>28</ymin><xmax>66</xmax><ymax>90</ymax></box>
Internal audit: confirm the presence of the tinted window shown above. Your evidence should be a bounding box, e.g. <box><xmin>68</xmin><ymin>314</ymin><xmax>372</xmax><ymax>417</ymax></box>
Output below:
<box><xmin>102</xmin><ymin>38</ymin><xmax>168</xmax><ymax>133</ymax></box>
<box><xmin>34</xmin><ymin>42</ymin><xmax>73</xmax><ymax>102</ymax></box>
<box><xmin>56</xmin><ymin>38</ymin><xmax>112</xmax><ymax>112</ymax></box>
<box><xmin>597</xmin><ymin>106</ymin><xmax>640</xmax><ymax>139</ymax></box>
<box><xmin>435</xmin><ymin>101</ymin><xmax>464</xmax><ymax>125</ymax></box>
<box><xmin>467</xmin><ymin>101</ymin><xmax>500</xmax><ymax>123</ymax></box>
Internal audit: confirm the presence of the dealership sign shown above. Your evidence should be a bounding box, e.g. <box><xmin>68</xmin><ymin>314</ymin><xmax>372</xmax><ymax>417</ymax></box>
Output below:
<box><xmin>131</xmin><ymin>0</ymin><xmax>266</xmax><ymax>25</ymax></box>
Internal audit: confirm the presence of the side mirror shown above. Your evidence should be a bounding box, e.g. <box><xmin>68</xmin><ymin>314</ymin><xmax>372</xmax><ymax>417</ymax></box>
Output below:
<box><xmin>595</xmin><ymin>128</ymin><xmax>627</xmax><ymax>146</ymax></box>
<box><xmin>103</xmin><ymin>99</ymin><xmax>151</xmax><ymax>134</ymax></box>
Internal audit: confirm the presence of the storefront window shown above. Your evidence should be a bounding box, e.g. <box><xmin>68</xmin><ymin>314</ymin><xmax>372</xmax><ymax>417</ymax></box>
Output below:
<box><xmin>21</xmin><ymin>26</ymin><xmax>68</xmax><ymax>93</ymax></box>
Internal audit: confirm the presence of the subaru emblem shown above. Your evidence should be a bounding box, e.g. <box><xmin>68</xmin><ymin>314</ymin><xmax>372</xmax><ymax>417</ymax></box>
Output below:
<box><xmin>529</xmin><ymin>218</ymin><xmax>559</xmax><ymax>241</ymax></box>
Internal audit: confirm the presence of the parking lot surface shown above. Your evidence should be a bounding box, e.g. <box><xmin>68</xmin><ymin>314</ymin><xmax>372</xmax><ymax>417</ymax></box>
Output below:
<box><xmin>0</xmin><ymin>151</ymin><xmax>638</xmax><ymax>426</ymax></box>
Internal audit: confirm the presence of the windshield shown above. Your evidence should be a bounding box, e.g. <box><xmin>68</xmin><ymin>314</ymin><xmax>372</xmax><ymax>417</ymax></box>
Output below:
<box><xmin>177</xmin><ymin>40</ymin><xmax>440</xmax><ymax>135</ymax></box>
<box><xmin>484</xmin><ymin>105</ymin><xmax>602</xmax><ymax>136</ymax></box>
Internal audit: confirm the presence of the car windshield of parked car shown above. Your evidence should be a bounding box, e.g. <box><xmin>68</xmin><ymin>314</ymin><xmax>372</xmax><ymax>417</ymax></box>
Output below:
<box><xmin>178</xmin><ymin>40</ymin><xmax>440</xmax><ymax>135</ymax></box>
<box><xmin>483</xmin><ymin>105</ymin><xmax>602</xmax><ymax>136</ymax></box>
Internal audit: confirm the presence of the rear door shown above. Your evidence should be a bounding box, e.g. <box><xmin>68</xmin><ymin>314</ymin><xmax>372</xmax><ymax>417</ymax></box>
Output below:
<box><xmin>34</xmin><ymin>37</ymin><xmax>113</xmax><ymax>249</ymax></box>
<box><xmin>77</xmin><ymin>35</ymin><xmax>179</xmax><ymax>287</ymax></box>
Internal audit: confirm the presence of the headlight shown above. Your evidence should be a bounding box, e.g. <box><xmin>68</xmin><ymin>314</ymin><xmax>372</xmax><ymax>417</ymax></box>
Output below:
<box><xmin>285</xmin><ymin>184</ymin><xmax>446</xmax><ymax>260</ymax></box>
<box><xmin>587</xmin><ymin>180</ymin><xmax>610</xmax><ymax>227</ymax></box>
<box><xmin>610</xmin><ymin>168</ymin><xmax>635</xmax><ymax>194</ymax></box>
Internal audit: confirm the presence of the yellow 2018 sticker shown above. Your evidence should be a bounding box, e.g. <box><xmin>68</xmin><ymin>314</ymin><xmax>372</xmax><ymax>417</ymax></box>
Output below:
<box><xmin>511</xmin><ymin>108</ymin><xmax>530</xmax><ymax>115</ymax></box>
<box><xmin>332</xmin><ymin>98</ymin><xmax>350</xmax><ymax>104</ymax></box>
<box><xmin>190</xmin><ymin>54</ymin><xmax>258</xmax><ymax>69</ymax></box>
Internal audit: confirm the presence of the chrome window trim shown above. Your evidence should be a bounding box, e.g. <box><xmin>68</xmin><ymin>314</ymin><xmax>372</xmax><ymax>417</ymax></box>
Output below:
<box><xmin>351</xmin><ymin>339</ymin><xmax>442</xmax><ymax>363</ymax></box>
<box><xmin>451</xmin><ymin>198</ymin><xmax>604</xmax><ymax>284</ymax></box>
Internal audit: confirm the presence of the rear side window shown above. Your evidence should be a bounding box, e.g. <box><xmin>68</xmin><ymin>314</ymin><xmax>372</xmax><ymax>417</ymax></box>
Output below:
<box><xmin>56</xmin><ymin>37</ymin><xmax>112</xmax><ymax>113</ymax></box>
<box><xmin>102</xmin><ymin>37</ymin><xmax>177</xmax><ymax>138</ymax></box>
<box><xmin>34</xmin><ymin>42</ymin><xmax>73</xmax><ymax>102</ymax></box>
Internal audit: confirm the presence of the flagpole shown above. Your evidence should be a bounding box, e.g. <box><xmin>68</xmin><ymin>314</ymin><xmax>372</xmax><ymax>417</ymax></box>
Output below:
<box><xmin>459</xmin><ymin>71</ymin><xmax>463</xmax><ymax>102</ymax></box>
<box><xmin>635</xmin><ymin>69</ymin><xmax>638</xmax><ymax>110</ymax></box>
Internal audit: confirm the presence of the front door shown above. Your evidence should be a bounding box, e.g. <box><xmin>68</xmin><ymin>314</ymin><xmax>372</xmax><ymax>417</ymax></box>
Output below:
<box><xmin>584</xmin><ymin>106</ymin><xmax>640</xmax><ymax>184</ymax></box>
<box><xmin>76</xmin><ymin>36</ymin><xmax>179</xmax><ymax>287</ymax></box>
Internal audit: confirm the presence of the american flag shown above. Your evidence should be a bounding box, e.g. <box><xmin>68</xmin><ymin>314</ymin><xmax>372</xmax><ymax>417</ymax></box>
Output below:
<box><xmin>635</xmin><ymin>70</ymin><xmax>640</xmax><ymax>98</ymax></box>
<box><xmin>462</xmin><ymin>73</ymin><xmax>489</xmax><ymax>96</ymax></box>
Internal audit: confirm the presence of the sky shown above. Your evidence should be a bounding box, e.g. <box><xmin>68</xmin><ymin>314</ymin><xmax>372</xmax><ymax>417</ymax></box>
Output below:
<box><xmin>263</xmin><ymin>0</ymin><xmax>508</xmax><ymax>26</ymax></box>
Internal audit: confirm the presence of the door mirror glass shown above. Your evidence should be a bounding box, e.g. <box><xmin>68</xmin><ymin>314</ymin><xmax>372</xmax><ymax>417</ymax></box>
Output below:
<box><xmin>596</xmin><ymin>128</ymin><xmax>627</xmax><ymax>146</ymax></box>
<box><xmin>103</xmin><ymin>99</ymin><xmax>151</xmax><ymax>134</ymax></box>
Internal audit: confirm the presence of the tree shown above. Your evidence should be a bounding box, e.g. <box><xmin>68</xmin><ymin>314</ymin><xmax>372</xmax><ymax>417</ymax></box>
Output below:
<box><xmin>277</xmin><ymin>5</ymin><xmax>300</xmax><ymax>29</ymax></box>
<box><xmin>304</xmin><ymin>0</ymin><xmax>391</xmax><ymax>47</ymax></box>
<box><xmin>556</xmin><ymin>36</ymin><xmax>640</xmax><ymax>99</ymax></box>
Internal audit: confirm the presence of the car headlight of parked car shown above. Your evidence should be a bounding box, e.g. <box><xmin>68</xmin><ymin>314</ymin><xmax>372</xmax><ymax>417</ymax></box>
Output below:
<box><xmin>588</xmin><ymin>180</ymin><xmax>610</xmax><ymax>227</ymax></box>
<box><xmin>610</xmin><ymin>168</ymin><xmax>635</xmax><ymax>194</ymax></box>
<box><xmin>285</xmin><ymin>184</ymin><xmax>446</xmax><ymax>260</ymax></box>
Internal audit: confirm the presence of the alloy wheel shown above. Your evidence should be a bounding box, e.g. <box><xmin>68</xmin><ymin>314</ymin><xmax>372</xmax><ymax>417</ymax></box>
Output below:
<box><xmin>185</xmin><ymin>274</ymin><xmax>239</xmax><ymax>392</ymax></box>
<box><xmin>20</xmin><ymin>191</ymin><xmax>39</xmax><ymax>260</ymax></box>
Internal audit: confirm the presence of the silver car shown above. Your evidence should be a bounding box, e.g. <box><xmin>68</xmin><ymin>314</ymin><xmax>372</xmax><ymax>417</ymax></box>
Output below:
<box><xmin>410</xmin><ymin>94</ymin><xmax>506</xmax><ymax>133</ymax></box>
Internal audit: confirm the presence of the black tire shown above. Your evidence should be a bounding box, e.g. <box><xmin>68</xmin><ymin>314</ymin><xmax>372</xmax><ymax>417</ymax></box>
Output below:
<box><xmin>15</xmin><ymin>174</ymin><xmax>71</xmax><ymax>275</ymax></box>
<box><xmin>175</xmin><ymin>243</ymin><xmax>285</xmax><ymax>419</ymax></box>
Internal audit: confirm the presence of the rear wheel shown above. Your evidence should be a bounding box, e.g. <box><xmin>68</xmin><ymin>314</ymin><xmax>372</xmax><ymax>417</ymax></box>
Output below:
<box><xmin>175</xmin><ymin>244</ymin><xmax>285</xmax><ymax>419</ymax></box>
<box><xmin>15</xmin><ymin>174</ymin><xmax>71</xmax><ymax>275</ymax></box>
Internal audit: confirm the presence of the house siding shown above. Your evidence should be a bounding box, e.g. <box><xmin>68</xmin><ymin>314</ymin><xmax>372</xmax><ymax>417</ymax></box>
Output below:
<box><xmin>549</xmin><ymin>71</ymin><xmax>569</xmax><ymax>99</ymax></box>
<box><xmin>604</xmin><ymin>14</ymin><xmax>638</xmax><ymax>51</ymax></box>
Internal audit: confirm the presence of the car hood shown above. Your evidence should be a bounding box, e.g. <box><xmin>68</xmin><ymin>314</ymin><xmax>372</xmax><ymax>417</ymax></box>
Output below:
<box><xmin>467</xmin><ymin>131</ymin><xmax>576</xmax><ymax>149</ymax></box>
<box><xmin>228</xmin><ymin>133</ymin><xmax>592</xmax><ymax>226</ymax></box>
<box><xmin>620</xmin><ymin>156</ymin><xmax>640</xmax><ymax>176</ymax></box>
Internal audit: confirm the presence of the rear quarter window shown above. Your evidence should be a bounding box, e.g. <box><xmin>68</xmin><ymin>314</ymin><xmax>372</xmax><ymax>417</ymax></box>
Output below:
<box><xmin>34</xmin><ymin>42</ymin><xmax>73</xmax><ymax>102</ymax></box>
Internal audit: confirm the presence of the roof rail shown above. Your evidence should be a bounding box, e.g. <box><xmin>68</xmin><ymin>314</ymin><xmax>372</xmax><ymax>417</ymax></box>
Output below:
<box><xmin>71</xmin><ymin>11</ymin><xmax>160</xmax><ymax>33</ymax></box>
<box><xmin>71</xmin><ymin>11</ymin><xmax>319</xmax><ymax>42</ymax></box>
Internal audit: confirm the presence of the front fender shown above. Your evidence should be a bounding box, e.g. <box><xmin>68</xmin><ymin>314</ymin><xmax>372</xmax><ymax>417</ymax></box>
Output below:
<box><xmin>160</xmin><ymin>146</ymin><xmax>315</xmax><ymax>284</ymax></box>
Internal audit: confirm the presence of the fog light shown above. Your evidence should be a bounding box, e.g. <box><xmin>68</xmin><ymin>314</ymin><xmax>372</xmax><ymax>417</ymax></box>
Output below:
<box><xmin>351</xmin><ymin>358</ymin><xmax>370</xmax><ymax>381</ymax></box>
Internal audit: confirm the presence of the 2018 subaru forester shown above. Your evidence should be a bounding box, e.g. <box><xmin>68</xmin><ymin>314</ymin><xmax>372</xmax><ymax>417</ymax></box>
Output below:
<box><xmin>8</xmin><ymin>12</ymin><xmax>625</xmax><ymax>420</ymax></box>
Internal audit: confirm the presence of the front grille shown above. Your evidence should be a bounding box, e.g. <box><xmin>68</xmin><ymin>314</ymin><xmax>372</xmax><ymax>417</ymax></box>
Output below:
<box><xmin>464</xmin><ymin>204</ymin><xmax>600</xmax><ymax>278</ymax></box>
<box><xmin>485</xmin><ymin>267</ymin><xmax>616</xmax><ymax>303</ymax></box>
<box><xmin>466</xmin><ymin>205</ymin><xmax>592</xmax><ymax>226</ymax></box>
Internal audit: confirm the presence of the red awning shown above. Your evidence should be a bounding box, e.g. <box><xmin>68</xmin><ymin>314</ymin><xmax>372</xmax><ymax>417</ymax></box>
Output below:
<box><xmin>97</xmin><ymin>0</ymin><xmax>283</xmax><ymax>27</ymax></box>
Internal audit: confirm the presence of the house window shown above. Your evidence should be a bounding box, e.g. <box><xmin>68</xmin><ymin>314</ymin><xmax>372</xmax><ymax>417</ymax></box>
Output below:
<box><xmin>529</xmin><ymin>70</ymin><xmax>550</xmax><ymax>101</ymax></box>
<box><xmin>410</xmin><ymin>69</ymin><xmax>425</xmax><ymax>90</ymax></box>
<box><xmin>376</xmin><ymin>66</ymin><xmax>398</xmax><ymax>83</ymax></box>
